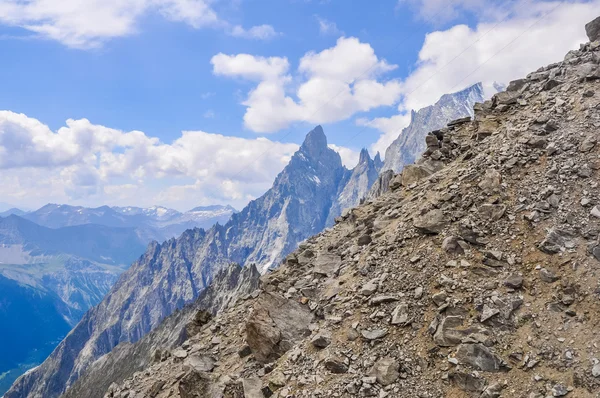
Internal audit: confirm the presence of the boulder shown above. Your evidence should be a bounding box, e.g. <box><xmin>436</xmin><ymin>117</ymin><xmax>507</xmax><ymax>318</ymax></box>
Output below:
<box><xmin>586</xmin><ymin>16</ymin><xmax>600</xmax><ymax>42</ymax></box>
<box><xmin>313</xmin><ymin>252</ymin><xmax>342</xmax><ymax>276</ymax></box>
<box><xmin>369</xmin><ymin>358</ymin><xmax>400</xmax><ymax>386</ymax></box>
<box><xmin>401</xmin><ymin>164</ymin><xmax>433</xmax><ymax>186</ymax></box>
<box><xmin>414</xmin><ymin>209</ymin><xmax>446</xmax><ymax>234</ymax></box>
<box><xmin>178</xmin><ymin>371</ymin><xmax>211</xmax><ymax>398</ymax></box>
<box><xmin>246</xmin><ymin>293</ymin><xmax>313</xmax><ymax>363</ymax></box>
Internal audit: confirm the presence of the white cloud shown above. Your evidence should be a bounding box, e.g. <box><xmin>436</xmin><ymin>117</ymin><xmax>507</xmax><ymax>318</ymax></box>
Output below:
<box><xmin>316</xmin><ymin>16</ymin><xmax>343</xmax><ymax>35</ymax></box>
<box><xmin>0</xmin><ymin>111</ymin><xmax>299</xmax><ymax>210</ymax></box>
<box><xmin>0</xmin><ymin>0</ymin><xmax>275</xmax><ymax>48</ymax></box>
<box><xmin>328</xmin><ymin>144</ymin><xmax>359</xmax><ymax>168</ymax></box>
<box><xmin>365</xmin><ymin>0</ymin><xmax>600</xmax><ymax>155</ymax></box>
<box><xmin>229</xmin><ymin>24</ymin><xmax>279</xmax><ymax>40</ymax></box>
<box><xmin>357</xmin><ymin>114</ymin><xmax>412</xmax><ymax>156</ymax></box>
<box><xmin>211</xmin><ymin>53</ymin><xmax>290</xmax><ymax>81</ymax></box>
<box><xmin>213</xmin><ymin>37</ymin><xmax>402</xmax><ymax>133</ymax></box>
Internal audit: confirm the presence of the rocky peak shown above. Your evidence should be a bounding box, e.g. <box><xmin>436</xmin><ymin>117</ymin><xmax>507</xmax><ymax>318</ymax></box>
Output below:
<box><xmin>298</xmin><ymin>125</ymin><xmax>329</xmax><ymax>159</ymax></box>
<box><xmin>373</xmin><ymin>151</ymin><xmax>383</xmax><ymax>171</ymax></box>
<box><xmin>358</xmin><ymin>147</ymin><xmax>371</xmax><ymax>165</ymax></box>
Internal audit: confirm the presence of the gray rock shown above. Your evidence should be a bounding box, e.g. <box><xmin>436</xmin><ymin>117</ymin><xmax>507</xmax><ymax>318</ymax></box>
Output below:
<box><xmin>324</xmin><ymin>356</ymin><xmax>348</xmax><ymax>374</ymax></box>
<box><xmin>243</xmin><ymin>377</ymin><xmax>265</xmax><ymax>398</ymax></box>
<box><xmin>449</xmin><ymin>372</ymin><xmax>486</xmax><ymax>392</ymax></box>
<box><xmin>442</xmin><ymin>236</ymin><xmax>465</xmax><ymax>254</ymax></box>
<box><xmin>311</xmin><ymin>333</ymin><xmax>331</xmax><ymax>349</ymax></box>
<box><xmin>361</xmin><ymin>329</ymin><xmax>388</xmax><ymax>341</ymax></box>
<box><xmin>504</xmin><ymin>275</ymin><xmax>523</xmax><ymax>289</ymax></box>
<box><xmin>455</xmin><ymin>343</ymin><xmax>505</xmax><ymax>372</ymax></box>
<box><xmin>313</xmin><ymin>253</ymin><xmax>342</xmax><ymax>277</ymax></box>
<box><xmin>391</xmin><ymin>303</ymin><xmax>410</xmax><ymax>325</ymax></box>
<box><xmin>184</xmin><ymin>355</ymin><xmax>215</xmax><ymax>373</ymax></box>
<box><xmin>414</xmin><ymin>209</ymin><xmax>446</xmax><ymax>234</ymax></box>
<box><xmin>369</xmin><ymin>358</ymin><xmax>400</xmax><ymax>386</ymax></box>
<box><xmin>586</xmin><ymin>16</ymin><xmax>600</xmax><ymax>42</ymax></box>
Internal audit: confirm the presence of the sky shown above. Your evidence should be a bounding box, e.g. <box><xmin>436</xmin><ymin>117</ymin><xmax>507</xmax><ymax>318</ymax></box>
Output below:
<box><xmin>0</xmin><ymin>0</ymin><xmax>599</xmax><ymax>211</ymax></box>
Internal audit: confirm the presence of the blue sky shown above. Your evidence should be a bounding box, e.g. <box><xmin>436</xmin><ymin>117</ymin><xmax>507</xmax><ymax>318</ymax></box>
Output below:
<box><xmin>0</xmin><ymin>0</ymin><xmax>431</xmax><ymax>146</ymax></box>
<box><xmin>0</xmin><ymin>0</ymin><xmax>597</xmax><ymax>210</ymax></box>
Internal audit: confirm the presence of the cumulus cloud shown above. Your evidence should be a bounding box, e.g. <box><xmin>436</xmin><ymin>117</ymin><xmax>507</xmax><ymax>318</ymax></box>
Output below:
<box><xmin>365</xmin><ymin>0</ymin><xmax>600</xmax><ymax>156</ymax></box>
<box><xmin>0</xmin><ymin>0</ymin><xmax>275</xmax><ymax>48</ymax></box>
<box><xmin>0</xmin><ymin>111</ymin><xmax>300</xmax><ymax>210</ymax></box>
<box><xmin>212</xmin><ymin>37</ymin><xmax>402</xmax><ymax>133</ymax></box>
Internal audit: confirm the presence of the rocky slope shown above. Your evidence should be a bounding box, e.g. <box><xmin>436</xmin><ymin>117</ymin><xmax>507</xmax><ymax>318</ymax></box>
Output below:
<box><xmin>62</xmin><ymin>263</ymin><xmax>260</xmax><ymax>398</ymax></box>
<box><xmin>6</xmin><ymin>126</ymin><xmax>374</xmax><ymax>398</ymax></box>
<box><xmin>382</xmin><ymin>82</ymin><xmax>484</xmax><ymax>173</ymax></box>
<box><xmin>94</xmin><ymin>21</ymin><xmax>600</xmax><ymax>398</ymax></box>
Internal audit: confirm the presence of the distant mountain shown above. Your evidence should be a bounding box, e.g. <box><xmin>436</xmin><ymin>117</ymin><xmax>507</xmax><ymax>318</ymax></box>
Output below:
<box><xmin>326</xmin><ymin>148</ymin><xmax>381</xmax><ymax>225</ymax></box>
<box><xmin>0</xmin><ymin>215</ymin><xmax>148</xmax><ymax>396</ymax></box>
<box><xmin>0</xmin><ymin>208</ymin><xmax>27</xmax><ymax>217</ymax></box>
<box><xmin>23</xmin><ymin>204</ymin><xmax>237</xmax><ymax>242</ymax></box>
<box><xmin>382</xmin><ymin>83</ymin><xmax>485</xmax><ymax>173</ymax></box>
<box><xmin>5</xmin><ymin>125</ymin><xmax>379</xmax><ymax>398</ymax></box>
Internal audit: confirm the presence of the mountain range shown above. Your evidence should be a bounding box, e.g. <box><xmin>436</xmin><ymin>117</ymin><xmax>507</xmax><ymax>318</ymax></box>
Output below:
<box><xmin>0</xmin><ymin>204</ymin><xmax>236</xmax><ymax>395</ymax></box>
<box><xmin>4</xmin><ymin>84</ymin><xmax>482</xmax><ymax>398</ymax></box>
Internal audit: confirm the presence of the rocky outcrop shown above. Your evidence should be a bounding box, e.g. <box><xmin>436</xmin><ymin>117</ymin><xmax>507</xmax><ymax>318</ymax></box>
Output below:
<box><xmin>382</xmin><ymin>82</ymin><xmax>484</xmax><ymax>173</ymax></box>
<box><xmin>96</xmin><ymin>21</ymin><xmax>600</xmax><ymax>398</ymax></box>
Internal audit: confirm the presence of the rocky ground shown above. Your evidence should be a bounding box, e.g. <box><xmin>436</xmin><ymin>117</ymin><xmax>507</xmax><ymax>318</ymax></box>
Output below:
<box><xmin>102</xmin><ymin>19</ymin><xmax>600</xmax><ymax>398</ymax></box>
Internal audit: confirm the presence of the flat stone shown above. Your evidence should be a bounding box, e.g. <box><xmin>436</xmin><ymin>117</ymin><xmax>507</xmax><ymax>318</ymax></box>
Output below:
<box><xmin>242</xmin><ymin>377</ymin><xmax>264</xmax><ymax>398</ymax></box>
<box><xmin>313</xmin><ymin>253</ymin><xmax>342</xmax><ymax>277</ymax></box>
<box><xmin>183</xmin><ymin>355</ymin><xmax>215</xmax><ymax>373</ymax></box>
<box><xmin>391</xmin><ymin>303</ymin><xmax>410</xmax><ymax>325</ymax></box>
<box><xmin>361</xmin><ymin>329</ymin><xmax>388</xmax><ymax>340</ymax></box>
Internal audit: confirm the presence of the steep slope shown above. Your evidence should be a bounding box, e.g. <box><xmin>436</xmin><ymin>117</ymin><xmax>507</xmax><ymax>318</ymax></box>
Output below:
<box><xmin>94</xmin><ymin>22</ymin><xmax>600</xmax><ymax>398</ymax></box>
<box><xmin>5</xmin><ymin>125</ymin><xmax>348</xmax><ymax>398</ymax></box>
<box><xmin>382</xmin><ymin>82</ymin><xmax>484</xmax><ymax>173</ymax></box>
<box><xmin>62</xmin><ymin>263</ymin><xmax>260</xmax><ymax>398</ymax></box>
